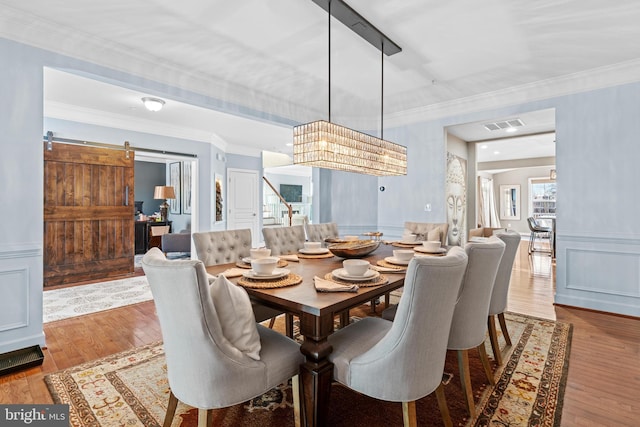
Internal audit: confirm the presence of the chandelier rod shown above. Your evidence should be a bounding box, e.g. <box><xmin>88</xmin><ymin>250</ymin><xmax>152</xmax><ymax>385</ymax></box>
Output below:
<box><xmin>381</xmin><ymin>44</ymin><xmax>384</xmax><ymax>140</ymax></box>
<box><xmin>328</xmin><ymin>0</ymin><xmax>331</xmax><ymax>123</ymax></box>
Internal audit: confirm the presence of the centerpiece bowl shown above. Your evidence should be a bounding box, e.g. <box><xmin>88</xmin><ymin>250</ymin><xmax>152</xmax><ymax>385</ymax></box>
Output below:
<box><xmin>326</xmin><ymin>239</ymin><xmax>380</xmax><ymax>259</ymax></box>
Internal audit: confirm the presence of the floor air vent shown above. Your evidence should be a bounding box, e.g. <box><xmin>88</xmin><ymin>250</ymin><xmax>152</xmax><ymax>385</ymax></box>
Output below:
<box><xmin>0</xmin><ymin>345</ymin><xmax>44</xmax><ymax>376</ymax></box>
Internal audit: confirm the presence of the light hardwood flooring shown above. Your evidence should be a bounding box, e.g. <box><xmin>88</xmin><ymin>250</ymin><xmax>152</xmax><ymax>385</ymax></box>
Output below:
<box><xmin>1</xmin><ymin>241</ymin><xmax>638</xmax><ymax>426</ymax></box>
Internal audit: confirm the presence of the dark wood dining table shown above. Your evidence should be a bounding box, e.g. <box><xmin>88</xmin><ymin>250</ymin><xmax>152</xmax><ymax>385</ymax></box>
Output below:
<box><xmin>205</xmin><ymin>244</ymin><xmax>406</xmax><ymax>427</ymax></box>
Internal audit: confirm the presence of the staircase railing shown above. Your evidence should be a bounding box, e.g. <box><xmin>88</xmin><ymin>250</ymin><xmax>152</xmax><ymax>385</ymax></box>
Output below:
<box><xmin>263</xmin><ymin>177</ymin><xmax>293</xmax><ymax>226</ymax></box>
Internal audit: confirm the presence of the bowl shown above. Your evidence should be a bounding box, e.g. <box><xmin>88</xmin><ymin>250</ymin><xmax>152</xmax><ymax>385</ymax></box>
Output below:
<box><xmin>401</xmin><ymin>233</ymin><xmax>417</xmax><ymax>243</ymax></box>
<box><xmin>422</xmin><ymin>241</ymin><xmax>441</xmax><ymax>252</ymax></box>
<box><xmin>328</xmin><ymin>240</ymin><xmax>380</xmax><ymax>259</ymax></box>
<box><xmin>343</xmin><ymin>259</ymin><xmax>370</xmax><ymax>276</ymax></box>
<box><xmin>393</xmin><ymin>249</ymin><xmax>415</xmax><ymax>261</ymax></box>
<box><xmin>304</xmin><ymin>241</ymin><xmax>322</xmax><ymax>250</ymax></box>
<box><xmin>250</xmin><ymin>248</ymin><xmax>271</xmax><ymax>259</ymax></box>
<box><xmin>251</xmin><ymin>257</ymin><xmax>278</xmax><ymax>275</ymax></box>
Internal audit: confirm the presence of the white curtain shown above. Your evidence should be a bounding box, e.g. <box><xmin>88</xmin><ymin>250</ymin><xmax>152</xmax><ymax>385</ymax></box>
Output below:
<box><xmin>478</xmin><ymin>177</ymin><xmax>501</xmax><ymax>228</ymax></box>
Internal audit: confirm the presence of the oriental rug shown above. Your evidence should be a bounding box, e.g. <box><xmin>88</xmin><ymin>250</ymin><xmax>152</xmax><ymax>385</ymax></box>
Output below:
<box><xmin>44</xmin><ymin>312</ymin><xmax>571</xmax><ymax>427</ymax></box>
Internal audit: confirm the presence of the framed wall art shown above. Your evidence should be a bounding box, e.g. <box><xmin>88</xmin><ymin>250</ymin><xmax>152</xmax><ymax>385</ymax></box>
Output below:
<box><xmin>182</xmin><ymin>161</ymin><xmax>192</xmax><ymax>214</ymax></box>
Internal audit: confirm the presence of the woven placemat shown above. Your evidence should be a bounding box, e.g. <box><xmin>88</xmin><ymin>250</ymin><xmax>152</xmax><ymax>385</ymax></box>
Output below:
<box><xmin>297</xmin><ymin>252</ymin><xmax>335</xmax><ymax>259</ymax></box>
<box><xmin>235</xmin><ymin>259</ymin><xmax>289</xmax><ymax>269</ymax></box>
<box><xmin>237</xmin><ymin>273</ymin><xmax>303</xmax><ymax>289</ymax></box>
<box><xmin>323</xmin><ymin>273</ymin><xmax>388</xmax><ymax>287</ymax></box>
<box><xmin>376</xmin><ymin>259</ymin><xmax>409</xmax><ymax>270</ymax></box>
<box><xmin>391</xmin><ymin>242</ymin><xmax>422</xmax><ymax>248</ymax></box>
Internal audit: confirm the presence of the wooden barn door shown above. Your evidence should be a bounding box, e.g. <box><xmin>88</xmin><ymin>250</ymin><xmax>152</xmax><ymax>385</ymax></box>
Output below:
<box><xmin>44</xmin><ymin>142</ymin><xmax>135</xmax><ymax>287</ymax></box>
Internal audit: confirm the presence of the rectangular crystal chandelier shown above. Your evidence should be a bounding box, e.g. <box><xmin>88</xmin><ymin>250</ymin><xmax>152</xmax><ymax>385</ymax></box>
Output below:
<box><xmin>293</xmin><ymin>120</ymin><xmax>407</xmax><ymax>176</ymax></box>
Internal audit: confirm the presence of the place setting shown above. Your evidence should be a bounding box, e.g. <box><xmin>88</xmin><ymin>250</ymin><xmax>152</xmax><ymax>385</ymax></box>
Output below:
<box><xmin>377</xmin><ymin>249</ymin><xmax>414</xmax><ymax>269</ymax></box>
<box><xmin>237</xmin><ymin>257</ymin><xmax>302</xmax><ymax>289</ymax></box>
<box><xmin>413</xmin><ymin>240</ymin><xmax>447</xmax><ymax>256</ymax></box>
<box><xmin>390</xmin><ymin>232</ymin><xmax>424</xmax><ymax>248</ymax></box>
<box><xmin>236</xmin><ymin>247</ymin><xmax>289</xmax><ymax>269</ymax></box>
<box><xmin>318</xmin><ymin>259</ymin><xmax>388</xmax><ymax>291</ymax></box>
<box><xmin>298</xmin><ymin>241</ymin><xmax>334</xmax><ymax>259</ymax></box>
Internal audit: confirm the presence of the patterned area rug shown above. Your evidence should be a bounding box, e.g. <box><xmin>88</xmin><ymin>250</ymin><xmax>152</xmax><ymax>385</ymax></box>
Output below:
<box><xmin>44</xmin><ymin>312</ymin><xmax>571</xmax><ymax>427</ymax></box>
<box><xmin>43</xmin><ymin>276</ymin><xmax>152</xmax><ymax>323</ymax></box>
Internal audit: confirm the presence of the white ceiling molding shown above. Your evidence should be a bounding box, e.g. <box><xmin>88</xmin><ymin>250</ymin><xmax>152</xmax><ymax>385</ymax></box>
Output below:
<box><xmin>385</xmin><ymin>58</ymin><xmax>640</xmax><ymax>128</ymax></box>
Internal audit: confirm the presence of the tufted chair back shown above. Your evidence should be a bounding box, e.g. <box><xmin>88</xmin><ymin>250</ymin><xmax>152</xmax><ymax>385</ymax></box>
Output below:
<box><xmin>304</xmin><ymin>222</ymin><xmax>339</xmax><ymax>244</ymax></box>
<box><xmin>262</xmin><ymin>225</ymin><xmax>306</xmax><ymax>255</ymax></box>
<box><xmin>192</xmin><ymin>229</ymin><xmax>252</xmax><ymax>266</ymax></box>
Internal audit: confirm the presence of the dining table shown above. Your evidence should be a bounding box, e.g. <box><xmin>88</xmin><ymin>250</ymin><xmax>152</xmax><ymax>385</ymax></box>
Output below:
<box><xmin>205</xmin><ymin>243</ymin><xmax>407</xmax><ymax>427</ymax></box>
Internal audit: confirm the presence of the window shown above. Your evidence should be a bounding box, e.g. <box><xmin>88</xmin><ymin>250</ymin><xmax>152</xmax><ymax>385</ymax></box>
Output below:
<box><xmin>529</xmin><ymin>178</ymin><xmax>556</xmax><ymax>218</ymax></box>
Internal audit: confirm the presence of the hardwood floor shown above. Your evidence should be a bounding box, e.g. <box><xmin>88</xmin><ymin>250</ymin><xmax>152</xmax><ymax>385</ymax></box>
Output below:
<box><xmin>1</xmin><ymin>242</ymin><xmax>638</xmax><ymax>426</ymax></box>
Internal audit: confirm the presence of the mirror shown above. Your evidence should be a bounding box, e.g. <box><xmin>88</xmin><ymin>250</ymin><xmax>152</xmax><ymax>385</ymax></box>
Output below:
<box><xmin>499</xmin><ymin>184</ymin><xmax>520</xmax><ymax>220</ymax></box>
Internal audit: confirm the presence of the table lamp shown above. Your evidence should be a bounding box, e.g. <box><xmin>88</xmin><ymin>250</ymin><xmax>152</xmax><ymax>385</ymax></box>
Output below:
<box><xmin>153</xmin><ymin>186</ymin><xmax>176</xmax><ymax>222</ymax></box>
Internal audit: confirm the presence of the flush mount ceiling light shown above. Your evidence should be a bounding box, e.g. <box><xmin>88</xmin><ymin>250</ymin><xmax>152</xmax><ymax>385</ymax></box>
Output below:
<box><xmin>293</xmin><ymin>0</ymin><xmax>407</xmax><ymax>176</ymax></box>
<box><xmin>141</xmin><ymin>97</ymin><xmax>165</xmax><ymax>112</ymax></box>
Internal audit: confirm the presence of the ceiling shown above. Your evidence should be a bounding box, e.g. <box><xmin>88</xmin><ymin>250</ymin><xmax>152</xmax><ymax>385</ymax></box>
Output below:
<box><xmin>4</xmin><ymin>0</ymin><xmax>640</xmax><ymax>160</ymax></box>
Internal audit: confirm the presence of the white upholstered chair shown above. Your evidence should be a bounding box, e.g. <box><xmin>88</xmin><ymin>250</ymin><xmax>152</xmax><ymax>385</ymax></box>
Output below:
<box><xmin>192</xmin><ymin>229</ymin><xmax>288</xmax><ymax>332</ymax></box>
<box><xmin>448</xmin><ymin>237</ymin><xmax>505</xmax><ymax>416</ymax></box>
<box><xmin>487</xmin><ymin>230</ymin><xmax>521</xmax><ymax>365</ymax></box>
<box><xmin>327</xmin><ymin>247</ymin><xmax>469</xmax><ymax>427</ymax></box>
<box><xmin>141</xmin><ymin>248</ymin><xmax>303</xmax><ymax>427</ymax></box>
<box><xmin>403</xmin><ymin>221</ymin><xmax>449</xmax><ymax>245</ymax></box>
<box><xmin>262</xmin><ymin>225</ymin><xmax>306</xmax><ymax>256</ymax></box>
<box><xmin>304</xmin><ymin>222</ymin><xmax>339</xmax><ymax>245</ymax></box>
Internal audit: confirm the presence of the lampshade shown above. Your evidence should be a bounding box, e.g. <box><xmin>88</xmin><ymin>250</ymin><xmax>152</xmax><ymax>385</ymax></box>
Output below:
<box><xmin>154</xmin><ymin>186</ymin><xmax>175</xmax><ymax>199</ymax></box>
<box><xmin>294</xmin><ymin>121</ymin><xmax>407</xmax><ymax>176</ymax></box>
<box><xmin>142</xmin><ymin>97</ymin><xmax>165</xmax><ymax>112</ymax></box>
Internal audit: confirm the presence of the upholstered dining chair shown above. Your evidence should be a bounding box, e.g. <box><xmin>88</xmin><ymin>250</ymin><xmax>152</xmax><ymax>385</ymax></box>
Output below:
<box><xmin>304</xmin><ymin>222</ymin><xmax>339</xmax><ymax>245</ymax></box>
<box><xmin>327</xmin><ymin>247</ymin><xmax>469</xmax><ymax>427</ymax></box>
<box><xmin>487</xmin><ymin>230</ymin><xmax>521</xmax><ymax>365</ymax></box>
<box><xmin>262</xmin><ymin>225</ymin><xmax>306</xmax><ymax>255</ymax></box>
<box><xmin>447</xmin><ymin>237</ymin><xmax>505</xmax><ymax>417</ymax></box>
<box><xmin>141</xmin><ymin>248</ymin><xmax>303</xmax><ymax>427</ymax></box>
<box><xmin>192</xmin><ymin>229</ymin><xmax>289</xmax><ymax>333</ymax></box>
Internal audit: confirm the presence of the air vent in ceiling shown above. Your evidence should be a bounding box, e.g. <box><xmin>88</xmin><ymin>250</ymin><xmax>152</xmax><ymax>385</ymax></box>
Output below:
<box><xmin>484</xmin><ymin>118</ymin><xmax>524</xmax><ymax>131</ymax></box>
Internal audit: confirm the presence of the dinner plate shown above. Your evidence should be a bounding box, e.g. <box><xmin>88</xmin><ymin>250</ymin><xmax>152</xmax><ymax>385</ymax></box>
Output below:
<box><xmin>241</xmin><ymin>256</ymin><xmax>280</xmax><ymax>264</ymax></box>
<box><xmin>398</xmin><ymin>240</ymin><xmax>423</xmax><ymax>246</ymax></box>
<box><xmin>384</xmin><ymin>256</ymin><xmax>411</xmax><ymax>266</ymax></box>
<box><xmin>299</xmin><ymin>248</ymin><xmax>330</xmax><ymax>255</ymax></box>
<box><xmin>332</xmin><ymin>268</ymin><xmax>379</xmax><ymax>282</ymax></box>
<box><xmin>242</xmin><ymin>268</ymin><xmax>289</xmax><ymax>280</ymax></box>
<box><xmin>414</xmin><ymin>246</ymin><xmax>447</xmax><ymax>254</ymax></box>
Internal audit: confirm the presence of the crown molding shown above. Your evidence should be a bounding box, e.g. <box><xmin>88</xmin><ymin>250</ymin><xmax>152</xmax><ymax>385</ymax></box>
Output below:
<box><xmin>385</xmin><ymin>58</ymin><xmax>640</xmax><ymax>128</ymax></box>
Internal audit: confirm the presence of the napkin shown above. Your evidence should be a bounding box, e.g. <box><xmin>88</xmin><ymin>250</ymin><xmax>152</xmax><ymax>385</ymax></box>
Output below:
<box><xmin>370</xmin><ymin>265</ymin><xmax>406</xmax><ymax>273</ymax></box>
<box><xmin>220</xmin><ymin>267</ymin><xmax>246</xmax><ymax>278</ymax></box>
<box><xmin>314</xmin><ymin>276</ymin><xmax>359</xmax><ymax>292</ymax></box>
<box><xmin>280</xmin><ymin>254</ymin><xmax>300</xmax><ymax>262</ymax></box>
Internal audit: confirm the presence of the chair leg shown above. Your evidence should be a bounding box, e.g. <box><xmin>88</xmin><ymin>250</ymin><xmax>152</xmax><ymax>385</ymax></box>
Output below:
<box><xmin>457</xmin><ymin>349</ymin><xmax>475</xmax><ymax>417</ymax></box>
<box><xmin>197</xmin><ymin>408</ymin><xmax>214</xmax><ymax>427</ymax></box>
<box><xmin>401</xmin><ymin>400</ymin><xmax>417</xmax><ymax>427</ymax></box>
<box><xmin>487</xmin><ymin>315</ymin><xmax>503</xmax><ymax>365</ymax></box>
<box><xmin>528</xmin><ymin>231</ymin><xmax>535</xmax><ymax>254</ymax></box>
<box><xmin>268</xmin><ymin>317</ymin><xmax>276</xmax><ymax>329</ymax></box>
<box><xmin>163</xmin><ymin>390</ymin><xmax>178</xmax><ymax>427</ymax></box>
<box><xmin>292</xmin><ymin>375</ymin><xmax>301</xmax><ymax>427</ymax></box>
<box><xmin>477</xmin><ymin>343</ymin><xmax>495</xmax><ymax>386</ymax></box>
<box><xmin>498</xmin><ymin>312</ymin><xmax>512</xmax><ymax>347</ymax></box>
<box><xmin>435</xmin><ymin>382</ymin><xmax>453</xmax><ymax>427</ymax></box>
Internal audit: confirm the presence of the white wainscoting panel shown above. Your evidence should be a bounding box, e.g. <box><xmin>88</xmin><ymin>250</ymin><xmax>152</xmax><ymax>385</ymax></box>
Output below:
<box><xmin>555</xmin><ymin>234</ymin><xmax>640</xmax><ymax>317</ymax></box>
<box><xmin>0</xmin><ymin>268</ymin><xmax>29</xmax><ymax>331</ymax></box>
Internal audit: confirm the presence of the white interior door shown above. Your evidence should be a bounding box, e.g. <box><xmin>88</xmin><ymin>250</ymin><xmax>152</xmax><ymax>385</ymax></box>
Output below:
<box><xmin>227</xmin><ymin>168</ymin><xmax>259</xmax><ymax>245</ymax></box>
